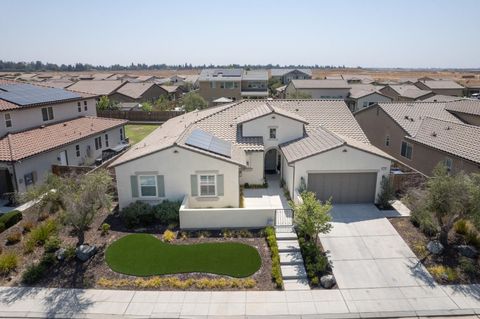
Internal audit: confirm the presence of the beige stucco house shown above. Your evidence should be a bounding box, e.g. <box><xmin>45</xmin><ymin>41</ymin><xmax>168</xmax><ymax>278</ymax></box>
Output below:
<box><xmin>285</xmin><ymin>79</ymin><xmax>351</xmax><ymax>99</ymax></box>
<box><xmin>346</xmin><ymin>84</ymin><xmax>392</xmax><ymax>112</ymax></box>
<box><xmin>270</xmin><ymin>69</ymin><xmax>312</xmax><ymax>85</ymax></box>
<box><xmin>111</xmin><ymin>99</ymin><xmax>392</xmax><ymax>228</ymax></box>
<box><xmin>414</xmin><ymin>80</ymin><xmax>465</xmax><ymax>97</ymax></box>
<box><xmin>0</xmin><ymin>80</ymin><xmax>127</xmax><ymax>199</ymax></box>
<box><xmin>355</xmin><ymin>100</ymin><xmax>480</xmax><ymax>176</ymax></box>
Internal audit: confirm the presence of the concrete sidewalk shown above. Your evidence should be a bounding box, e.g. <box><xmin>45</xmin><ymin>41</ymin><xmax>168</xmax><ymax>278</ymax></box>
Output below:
<box><xmin>0</xmin><ymin>285</ymin><xmax>478</xmax><ymax>318</ymax></box>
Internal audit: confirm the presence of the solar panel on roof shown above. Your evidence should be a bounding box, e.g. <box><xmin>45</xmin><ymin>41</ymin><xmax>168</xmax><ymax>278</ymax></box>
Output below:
<box><xmin>0</xmin><ymin>83</ymin><xmax>80</xmax><ymax>106</ymax></box>
<box><xmin>185</xmin><ymin>129</ymin><xmax>231</xmax><ymax>158</ymax></box>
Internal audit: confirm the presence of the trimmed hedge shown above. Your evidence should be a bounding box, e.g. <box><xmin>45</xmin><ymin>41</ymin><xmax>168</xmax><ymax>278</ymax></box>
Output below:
<box><xmin>120</xmin><ymin>200</ymin><xmax>180</xmax><ymax>228</ymax></box>
<box><xmin>0</xmin><ymin>210</ymin><xmax>22</xmax><ymax>233</ymax></box>
<box><xmin>265</xmin><ymin>226</ymin><xmax>283</xmax><ymax>289</ymax></box>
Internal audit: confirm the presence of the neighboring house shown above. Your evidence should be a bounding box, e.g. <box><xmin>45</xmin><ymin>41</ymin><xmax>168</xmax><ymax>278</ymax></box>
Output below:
<box><xmin>444</xmin><ymin>99</ymin><xmax>480</xmax><ymax>126</ymax></box>
<box><xmin>414</xmin><ymin>80</ymin><xmax>465</xmax><ymax>97</ymax></box>
<box><xmin>421</xmin><ymin>94</ymin><xmax>462</xmax><ymax>102</ymax></box>
<box><xmin>0</xmin><ymin>81</ymin><xmax>128</xmax><ymax>197</ymax></box>
<box><xmin>241</xmin><ymin>70</ymin><xmax>269</xmax><ymax>100</ymax></box>
<box><xmin>132</xmin><ymin>75</ymin><xmax>164</xmax><ymax>83</ymax></box>
<box><xmin>110</xmin><ymin>83</ymin><xmax>168</xmax><ymax>103</ymax></box>
<box><xmin>379</xmin><ymin>84</ymin><xmax>434</xmax><ymax>101</ymax></box>
<box><xmin>341</xmin><ymin>74</ymin><xmax>374</xmax><ymax>84</ymax></box>
<box><xmin>40</xmin><ymin>79</ymin><xmax>74</xmax><ymax>89</ymax></box>
<box><xmin>285</xmin><ymin>79</ymin><xmax>350</xmax><ymax>99</ymax></box>
<box><xmin>270</xmin><ymin>69</ymin><xmax>312</xmax><ymax>85</ymax></box>
<box><xmin>355</xmin><ymin>101</ymin><xmax>480</xmax><ymax>176</ymax></box>
<box><xmin>161</xmin><ymin>85</ymin><xmax>183</xmax><ymax>101</ymax></box>
<box><xmin>67</xmin><ymin>80</ymin><xmax>126</xmax><ymax>100</ymax></box>
<box><xmin>170</xmin><ymin>75</ymin><xmax>199</xmax><ymax>89</ymax></box>
<box><xmin>198</xmin><ymin>69</ymin><xmax>268</xmax><ymax>105</ymax></box>
<box><xmin>111</xmin><ymin>100</ymin><xmax>392</xmax><ymax>214</ymax></box>
<box><xmin>459</xmin><ymin>80</ymin><xmax>480</xmax><ymax>96</ymax></box>
<box><xmin>346</xmin><ymin>84</ymin><xmax>392</xmax><ymax>112</ymax></box>
<box><xmin>92</xmin><ymin>73</ymin><xmax>115</xmax><ymax>81</ymax></box>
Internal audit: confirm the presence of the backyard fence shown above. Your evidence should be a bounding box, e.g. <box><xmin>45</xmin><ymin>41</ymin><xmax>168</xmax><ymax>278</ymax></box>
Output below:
<box><xmin>389</xmin><ymin>171</ymin><xmax>427</xmax><ymax>195</ymax></box>
<box><xmin>96</xmin><ymin>109</ymin><xmax>185</xmax><ymax>122</ymax></box>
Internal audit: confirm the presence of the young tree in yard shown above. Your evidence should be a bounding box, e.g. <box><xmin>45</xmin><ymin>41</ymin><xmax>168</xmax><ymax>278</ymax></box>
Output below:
<box><xmin>96</xmin><ymin>95</ymin><xmax>117</xmax><ymax>110</ymax></box>
<box><xmin>182</xmin><ymin>92</ymin><xmax>207</xmax><ymax>112</ymax></box>
<box><xmin>291</xmin><ymin>191</ymin><xmax>332</xmax><ymax>244</ymax></box>
<box><xmin>377</xmin><ymin>176</ymin><xmax>395</xmax><ymax>209</ymax></box>
<box><xmin>425</xmin><ymin>164</ymin><xmax>479</xmax><ymax>246</ymax></box>
<box><xmin>154</xmin><ymin>95</ymin><xmax>171</xmax><ymax>111</ymax></box>
<box><xmin>61</xmin><ymin>170</ymin><xmax>113</xmax><ymax>245</ymax></box>
<box><xmin>20</xmin><ymin>174</ymin><xmax>65</xmax><ymax>215</ymax></box>
<box><xmin>141</xmin><ymin>101</ymin><xmax>153</xmax><ymax>112</ymax></box>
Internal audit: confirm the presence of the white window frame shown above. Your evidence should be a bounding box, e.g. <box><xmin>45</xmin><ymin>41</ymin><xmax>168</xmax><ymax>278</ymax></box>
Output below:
<box><xmin>94</xmin><ymin>136</ymin><xmax>102</xmax><ymax>150</ymax></box>
<box><xmin>75</xmin><ymin>144</ymin><xmax>80</xmax><ymax>157</ymax></box>
<box><xmin>77</xmin><ymin>102</ymin><xmax>81</xmax><ymax>112</ymax></box>
<box><xmin>41</xmin><ymin>106</ymin><xmax>54</xmax><ymax>121</ymax></box>
<box><xmin>4</xmin><ymin>113</ymin><xmax>12</xmax><ymax>128</ymax></box>
<box><xmin>138</xmin><ymin>175</ymin><xmax>158</xmax><ymax>198</ymax></box>
<box><xmin>199</xmin><ymin>174</ymin><xmax>216</xmax><ymax>197</ymax></box>
<box><xmin>269</xmin><ymin>127</ymin><xmax>277</xmax><ymax>140</ymax></box>
<box><xmin>400</xmin><ymin>141</ymin><xmax>413</xmax><ymax>159</ymax></box>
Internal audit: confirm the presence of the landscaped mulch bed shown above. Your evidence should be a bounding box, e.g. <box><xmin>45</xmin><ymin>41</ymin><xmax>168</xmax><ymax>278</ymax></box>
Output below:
<box><xmin>0</xmin><ymin>205</ymin><xmax>276</xmax><ymax>291</ymax></box>
<box><xmin>389</xmin><ymin>217</ymin><xmax>480</xmax><ymax>285</ymax></box>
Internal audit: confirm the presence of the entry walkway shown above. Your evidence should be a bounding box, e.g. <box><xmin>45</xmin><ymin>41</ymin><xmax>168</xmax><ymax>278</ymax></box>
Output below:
<box><xmin>243</xmin><ymin>174</ymin><xmax>290</xmax><ymax>209</ymax></box>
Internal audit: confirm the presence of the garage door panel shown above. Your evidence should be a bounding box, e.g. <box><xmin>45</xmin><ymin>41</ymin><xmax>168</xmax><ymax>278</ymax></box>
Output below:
<box><xmin>307</xmin><ymin>172</ymin><xmax>377</xmax><ymax>204</ymax></box>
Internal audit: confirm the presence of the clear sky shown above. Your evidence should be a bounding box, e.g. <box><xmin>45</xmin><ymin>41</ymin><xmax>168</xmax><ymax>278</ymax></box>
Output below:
<box><xmin>1</xmin><ymin>0</ymin><xmax>479</xmax><ymax>68</ymax></box>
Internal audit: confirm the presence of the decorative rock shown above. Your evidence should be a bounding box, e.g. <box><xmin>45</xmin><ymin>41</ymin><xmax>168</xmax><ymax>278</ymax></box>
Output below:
<box><xmin>320</xmin><ymin>274</ymin><xmax>336</xmax><ymax>289</ymax></box>
<box><xmin>456</xmin><ymin>245</ymin><xmax>478</xmax><ymax>259</ymax></box>
<box><xmin>55</xmin><ymin>248</ymin><xmax>66</xmax><ymax>261</ymax></box>
<box><xmin>76</xmin><ymin>245</ymin><xmax>97</xmax><ymax>262</ymax></box>
<box><xmin>427</xmin><ymin>240</ymin><xmax>444</xmax><ymax>255</ymax></box>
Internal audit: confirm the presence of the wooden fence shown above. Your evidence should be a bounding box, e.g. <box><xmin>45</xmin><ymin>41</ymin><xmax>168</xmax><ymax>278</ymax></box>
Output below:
<box><xmin>96</xmin><ymin>109</ymin><xmax>185</xmax><ymax>122</ymax></box>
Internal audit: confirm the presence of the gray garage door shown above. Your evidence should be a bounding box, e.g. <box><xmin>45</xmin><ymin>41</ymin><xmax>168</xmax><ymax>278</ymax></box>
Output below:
<box><xmin>307</xmin><ymin>172</ymin><xmax>377</xmax><ymax>203</ymax></box>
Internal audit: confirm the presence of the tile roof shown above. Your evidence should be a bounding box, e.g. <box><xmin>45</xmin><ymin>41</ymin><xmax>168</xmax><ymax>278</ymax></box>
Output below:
<box><xmin>112</xmin><ymin>100</ymin><xmax>382</xmax><ymax>167</ymax></box>
<box><xmin>160</xmin><ymin>85</ymin><xmax>180</xmax><ymax>93</ymax></box>
<box><xmin>0</xmin><ymin>116</ymin><xmax>127</xmax><ymax>161</ymax></box>
<box><xmin>406</xmin><ymin>117</ymin><xmax>480</xmax><ymax>164</ymax></box>
<box><xmin>242</xmin><ymin>70</ymin><xmax>268</xmax><ymax>81</ymax></box>
<box><xmin>417</xmin><ymin>80</ymin><xmax>464</xmax><ymax>90</ymax></box>
<box><xmin>270</xmin><ymin>69</ymin><xmax>312</xmax><ymax>77</ymax></box>
<box><xmin>348</xmin><ymin>84</ymin><xmax>387</xmax><ymax>99</ymax></box>
<box><xmin>67</xmin><ymin>80</ymin><xmax>126</xmax><ymax>95</ymax></box>
<box><xmin>235</xmin><ymin>102</ymin><xmax>308</xmax><ymax>124</ymax></box>
<box><xmin>115</xmin><ymin>82</ymin><xmax>160</xmax><ymax>99</ymax></box>
<box><xmin>444</xmin><ymin>99</ymin><xmax>480</xmax><ymax>116</ymax></box>
<box><xmin>421</xmin><ymin>94</ymin><xmax>463</xmax><ymax>102</ymax></box>
<box><xmin>375</xmin><ymin>102</ymin><xmax>463</xmax><ymax>136</ymax></box>
<box><xmin>290</xmin><ymin>79</ymin><xmax>350</xmax><ymax>89</ymax></box>
<box><xmin>385</xmin><ymin>85</ymin><xmax>432</xmax><ymax>99</ymax></box>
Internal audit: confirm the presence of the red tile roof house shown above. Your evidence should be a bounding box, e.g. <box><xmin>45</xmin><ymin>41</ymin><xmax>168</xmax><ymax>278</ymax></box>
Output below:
<box><xmin>0</xmin><ymin>80</ymin><xmax>127</xmax><ymax>200</ymax></box>
<box><xmin>110</xmin><ymin>100</ymin><xmax>392</xmax><ymax>229</ymax></box>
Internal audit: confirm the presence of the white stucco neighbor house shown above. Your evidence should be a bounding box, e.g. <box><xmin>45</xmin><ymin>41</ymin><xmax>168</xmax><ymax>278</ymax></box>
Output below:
<box><xmin>111</xmin><ymin>99</ymin><xmax>392</xmax><ymax>228</ymax></box>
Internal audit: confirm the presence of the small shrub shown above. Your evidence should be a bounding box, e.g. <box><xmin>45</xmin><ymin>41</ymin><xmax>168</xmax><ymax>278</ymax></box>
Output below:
<box><xmin>22</xmin><ymin>263</ymin><xmax>46</xmax><ymax>284</ymax></box>
<box><xmin>37</xmin><ymin>212</ymin><xmax>49</xmax><ymax>222</ymax></box>
<box><xmin>162</xmin><ymin>230</ymin><xmax>176</xmax><ymax>242</ymax></box>
<box><xmin>377</xmin><ymin>177</ymin><xmax>395</xmax><ymax>209</ymax></box>
<box><xmin>237</xmin><ymin>229</ymin><xmax>253</xmax><ymax>238</ymax></box>
<box><xmin>153</xmin><ymin>200</ymin><xmax>180</xmax><ymax>224</ymax></box>
<box><xmin>97</xmin><ymin>276</ymin><xmax>256</xmax><ymax>289</ymax></box>
<box><xmin>120</xmin><ymin>200</ymin><xmax>180</xmax><ymax>228</ymax></box>
<box><xmin>0</xmin><ymin>210</ymin><xmax>22</xmax><ymax>232</ymax></box>
<box><xmin>22</xmin><ymin>220</ymin><xmax>35</xmax><ymax>233</ymax></box>
<box><xmin>64</xmin><ymin>245</ymin><xmax>76</xmax><ymax>261</ymax></box>
<box><xmin>459</xmin><ymin>257</ymin><xmax>477</xmax><ymax>276</ymax></box>
<box><xmin>454</xmin><ymin>219</ymin><xmax>469</xmax><ymax>235</ymax></box>
<box><xmin>265</xmin><ymin>226</ymin><xmax>283</xmax><ymax>289</ymax></box>
<box><xmin>311</xmin><ymin>276</ymin><xmax>319</xmax><ymax>286</ymax></box>
<box><xmin>23</xmin><ymin>219</ymin><xmax>58</xmax><ymax>253</ymax></box>
<box><xmin>41</xmin><ymin>252</ymin><xmax>56</xmax><ymax>266</ymax></box>
<box><xmin>465</xmin><ymin>230</ymin><xmax>480</xmax><ymax>249</ymax></box>
<box><xmin>6</xmin><ymin>231</ymin><xmax>22</xmax><ymax>245</ymax></box>
<box><xmin>410</xmin><ymin>208</ymin><xmax>438</xmax><ymax>237</ymax></box>
<box><xmin>179</xmin><ymin>231</ymin><xmax>188</xmax><ymax>240</ymax></box>
<box><xmin>0</xmin><ymin>252</ymin><xmax>18</xmax><ymax>275</ymax></box>
<box><xmin>101</xmin><ymin>223</ymin><xmax>110</xmax><ymax>236</ymax></box>
<box><xmin>412</xmin><ymin>242</ymin><xmax>429</xmax><ymax>259</ymax></box>
<box><xmin>428</xmin><ymin>265</ymin><xmax>458</xmax><ymax>282</ymax></box>
<box><xmin>222</xmin><ymin>228</ymin><xmax>233</xmax><ymax>238</ymax></box>
<box><xmin>44</xmin><ymin>236</ymin><xmax>61</xmax><ymax>253</ymax></box>
<box><xmin>197</xmin><ymin>230</ymin><xmax>211</xmax><ymax>238</ymax></box>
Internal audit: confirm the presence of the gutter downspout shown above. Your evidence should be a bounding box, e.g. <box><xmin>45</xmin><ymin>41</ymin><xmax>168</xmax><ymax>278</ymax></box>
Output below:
<box><xmin>6</xmin><ymin>134</ymin><xmax>19</xmax><ymax>193</ymax></box>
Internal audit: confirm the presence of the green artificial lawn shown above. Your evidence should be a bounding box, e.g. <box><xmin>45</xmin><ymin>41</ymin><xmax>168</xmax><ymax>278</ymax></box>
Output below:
<box><xmin>125</xmin><ymin>124</ymin><xmax>159</xmax><ymax>145</ymax></box>
<box><xmin>105</xmin><ymin>234</ymin><xmax>262</xmax><ymax>278</ymax></box>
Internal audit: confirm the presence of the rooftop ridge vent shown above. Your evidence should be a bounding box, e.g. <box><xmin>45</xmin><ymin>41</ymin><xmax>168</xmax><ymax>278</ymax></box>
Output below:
<box><xmin>431</xmin><ymin>131</ymin><xmax>437</xmax><ymax>137</ymax></box>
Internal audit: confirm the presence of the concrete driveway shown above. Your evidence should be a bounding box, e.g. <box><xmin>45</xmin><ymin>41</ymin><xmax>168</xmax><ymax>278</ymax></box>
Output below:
<box><xmin>320</xmin><ymin>204</ymin><xmax>435</xmax><ymax>289</ymax></box>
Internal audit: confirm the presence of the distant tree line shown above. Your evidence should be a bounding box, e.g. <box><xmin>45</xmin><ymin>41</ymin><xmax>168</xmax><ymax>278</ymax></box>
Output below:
<box><xmin>0</xmin><ymin>60</ymin><xmax>351</xmax><ymax>72</ymax></box>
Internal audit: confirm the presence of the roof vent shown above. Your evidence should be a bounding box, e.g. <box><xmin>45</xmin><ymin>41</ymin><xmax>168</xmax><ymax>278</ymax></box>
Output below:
<box><xmin>295</xmin><ymin>108</ymin><xmax>299</xmax><ymax>112</ymax></box>
<box><xmin>63</xmin><ymin>123</ymin><xmax>67</xmax><ymax>127</ymax></box>
<box><xmin>445</xmin><ymin>126</ymin><xmax>451</xmax><ymax>130</ymax></box>
<box><xmin>431</xmin><ymin>131</ymin><xmax>437</xmax><ymax>137</ymax></box>
<box><xmin>404</xmin><ymin>115</ymin><xmax>409</xmax><ymax>120</ymax></box>
<box><xmin>410</xmin><ymin>118</ymin><xmax>414</xmax><ymax>122</ymax></box>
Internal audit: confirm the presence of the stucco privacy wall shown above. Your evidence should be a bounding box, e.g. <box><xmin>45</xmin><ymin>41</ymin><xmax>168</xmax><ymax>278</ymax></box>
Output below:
<box><xmin>0</xmin><ymin>98</ymin><xmax>97</xmax><ymax>136</ymax></box>
<box><xmin>14</xmin><ymin>126</ymin><xmax>124</xmax><ymax>193</ymax></box>
<box><xmin>242</xmin><ymin>114</ymin><xmax>304</xmax><ymax>150</ymax></box>
<box><xmin>293</xmin><ymin>146</ymin><xmax>391</xmax><ymax>203</ymax></box>
<box><xmin>179</xmin><ymin>196</ymin><xmax>275</xmax><ymax>229</ymax></box>
<box><xmin>240</xmin><ymin>151</ymin><xmax>264</xmax><ymax>185</ymax></box>
<box><xmin>115</xmin><ymin>146</ymin><xmax>240</xmax><ymax>210</ymax></box>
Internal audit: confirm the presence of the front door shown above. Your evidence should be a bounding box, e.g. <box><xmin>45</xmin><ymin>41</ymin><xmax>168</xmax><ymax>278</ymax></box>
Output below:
<box><xmin>264</xmin><ymin>149</ymin><xmax>277</xmax><ymax>173</ymax></box>
<box><xmin>59</xmin><ymin>150</ymin><xmax>68</xmax><ymax>166</ymax></box>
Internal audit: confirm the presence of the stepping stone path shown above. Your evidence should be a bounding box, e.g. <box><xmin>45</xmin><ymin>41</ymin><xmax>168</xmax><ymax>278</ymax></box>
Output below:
<box><xmin>275</xmin><ymin>227</ymin><xmax>310</xmax><ymax>290</ymax></box>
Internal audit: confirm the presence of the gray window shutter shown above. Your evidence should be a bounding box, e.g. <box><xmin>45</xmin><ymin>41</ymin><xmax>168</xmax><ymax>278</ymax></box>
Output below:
<box><xmin>130</xmin><ymin>175</ymin><xmax>138</xmax><ymax>198</ymax></box>
<box><xmin>157</xmin><ymin>175</ymin><xmax>165</xmax><ymax>197</ymax></box>
<box><xmin>190</xmin><ymin>175</ymin><xmax>198</xmax><ymax>196</ymax></box>
<box><xmin>217</xmin><ymin>174</ymin><xmax>224</xmax><ymax>196</ymax></box>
